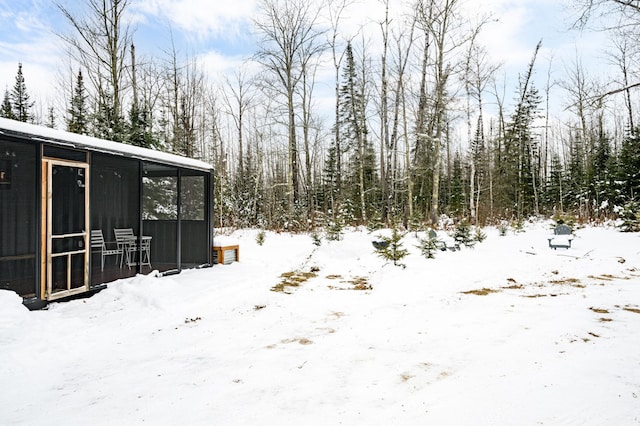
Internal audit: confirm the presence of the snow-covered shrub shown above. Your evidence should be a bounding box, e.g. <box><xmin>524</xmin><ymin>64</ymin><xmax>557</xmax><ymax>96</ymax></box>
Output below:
<box><xmin>311</xmin><ymin>232</ymin><xmax>322</xmax><ymax>246</ymax></box>
<box><xmin>326</xmin><ymin>220</ymin><xmax>343</xmax><ymax>241</ymax></box>
<box><xmin>618</xmin><ymin>200</ymin><xmax>640</xmax><ymax>232</ymax></box>
<box><xmin>498</xmin><ymin>221</ymin><xmax>509</xmax><ymax>236</ymax></box>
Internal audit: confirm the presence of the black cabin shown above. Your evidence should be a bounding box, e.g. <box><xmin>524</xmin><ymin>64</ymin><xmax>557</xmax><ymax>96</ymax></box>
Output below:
<box><xmin>0</xmin><ymin>118</ymin><xmax>214</xmax><ymax>309</ymax></box>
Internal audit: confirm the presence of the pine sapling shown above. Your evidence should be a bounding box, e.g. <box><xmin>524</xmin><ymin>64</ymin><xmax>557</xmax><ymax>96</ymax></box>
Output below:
<box><xmin>454</xmin><ymin>221</ymin><xmax>475</xmax><ymax>248</ymax></box>
<box><xmin>474</xmin><ymin>227</ymin><xmax>487</xmax><ymax>243</ymax></box>
<box><xmin>256</xmin><ymin>230</ymin><xmax>266</xmax><ymax>246</ymax></box>
<box><xmin>311</xmin><ymin>232</ymin><xmax>322</xmax><ymax>246</ymax></box>
<box><xmin>417</xmin><ymin>232</ymin><xmax>439</xmax><ymax>259</ymax></box>
<box><xmin>375</xmin><ymin>228</ymin><xmax>409</xmax><ymax>268</ymax></box>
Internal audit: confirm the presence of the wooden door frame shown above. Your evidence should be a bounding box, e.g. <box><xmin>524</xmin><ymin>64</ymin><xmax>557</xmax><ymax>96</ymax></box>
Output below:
<box><xmin>41</xmin><ymin>157</ymin><xmax>90</xmax><ymax>301</ymax></box>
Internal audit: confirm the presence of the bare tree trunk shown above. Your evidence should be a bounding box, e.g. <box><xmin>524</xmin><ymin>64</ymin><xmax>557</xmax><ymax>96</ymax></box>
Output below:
<box><xmin>327</xmin><ymin>0</ymin><xmax>353</xmax><ymax>213</ymax></box>
<box><xmin>255</xmin><ymin>0</ymin><xmax>324</xmax><ymax>224</ymax></box>
<box><xmin>378</xmin><ymin>0</ymin><xmax>390</xmax><ymax>224</ymax></box>
<box><xmin>388</xmin><ymin>19</ymin><xmax>416</xmax><ymax>224</ymax></box>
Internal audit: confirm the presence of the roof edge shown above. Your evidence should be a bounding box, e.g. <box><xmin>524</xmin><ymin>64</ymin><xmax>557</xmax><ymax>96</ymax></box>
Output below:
<box><xmin>0</xmin><ymin>118</ymin><xmax>213</xmax><ymax>172</ymax></box>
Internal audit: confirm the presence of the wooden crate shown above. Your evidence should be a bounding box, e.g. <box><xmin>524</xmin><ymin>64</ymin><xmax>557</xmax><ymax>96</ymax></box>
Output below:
<box><xmin>212</xmin><ymin>245</ymin><xmax>239</xmax><ymax>265</ymax></box>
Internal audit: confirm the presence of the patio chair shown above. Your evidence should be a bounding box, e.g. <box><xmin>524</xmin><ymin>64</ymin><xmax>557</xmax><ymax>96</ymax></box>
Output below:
<box><xmin>114</xmin><ymin>228</ymin><xmax>137</xmax><ymax>268</ymax></box>
<box><xmin>91</xmin><ymin>229</ymin><xmax>121</xmax><ymax>271</ymax></box>
<box><xmin>140</xmin><ymin>236</ymin><xmax>152</xmax><ymax>268</ymax></box>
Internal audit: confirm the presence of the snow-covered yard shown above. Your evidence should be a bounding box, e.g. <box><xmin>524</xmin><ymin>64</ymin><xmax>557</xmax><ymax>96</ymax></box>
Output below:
<box><xmin>1</xmin><ymin>222</ymin><xmax>639</xmax><ymax>425</ymax></box>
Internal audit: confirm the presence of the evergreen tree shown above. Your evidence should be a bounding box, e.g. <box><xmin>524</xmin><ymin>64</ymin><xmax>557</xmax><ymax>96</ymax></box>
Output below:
<box><xmin>92</xmin><ymin>90</ymin><xmax>124</xmax><ymax>142</ymax></box>
<box><xmin>174</xmin><ymin>95</ymin><xmax>197</xmax><ymax>157</ymax></box>
<box><xmin>417</xmin><ymin>232</ymin><xmax>440</xmax><ymax>259</ymax></box>
<box><xmin>453</xmin><ymin>220</ymin><xmax>475</xmax><ymax>248</ymax></box>
<box><xmin>618</xmin><ymin>200</ymin><xmax>640</xmax><ymax>232</ymax></box>
<box><xmin>566</xmin><ymin>130</ymin><xmax>586</xmax><ymax>211</ymax></box>
<box><xmin>338</xmin><ymin>42</ymin><xmax>375</xmax><ymax>223</ymax></box>
<box><xmin>127</xmin><ymin>101</ymin><xmax>153</xmax><ymax>148</ymax></box>
<box><xmin>618</xmin><ymin>127</ymin><xmax>640</xmax><ymax>200</ymax></box>
<box><xmin>46</xmin><ymin>106</ymin><xmax>56</xmax><ymax>128</ymax></box>
<box><xmin>1</xmin><ymin>89</ymin><xmax>15</xmax><ymax>119</ymax></box>
<box><xmin>545</xmin><ymin>153</ymin><xmax>565</xmax><ymax>212</ymax></box>
<box><xmin>321</xmin><ymin>141</ymin><xmax>339</xmax><ymax>214</ymax></box>
<box><xmin>500</xmin><ymin>83</ymin><xmax>542</xmax><ymax>217</ymax></box>
<box><xmin>374</xmin><ymin>227</ymin><xmax>408</xmax><ymax>268</ymax></box>
<box><xmin>448</xmin><ymin>151</ymin><xmax>466</xmax><ymax>216</ymax></box>
<box><xmin>67</xmin><ymin>70</ymin><xmax>88</xmax><ymax>135</ymax></box>
<box><xmin>10</xmin><ymin>63</ymin><xmax>34</xmax><ymax>122</ymax></box>
<box><xmin>588</xmin><ymin>128</ymin><xmax>615</xmax><ymax>215</ymax></box>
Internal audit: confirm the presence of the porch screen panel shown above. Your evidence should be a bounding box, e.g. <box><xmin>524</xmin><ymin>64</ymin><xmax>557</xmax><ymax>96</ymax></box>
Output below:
<box><xmin>180</xmin><ymin>172</ymin><xmax>208</xmax><ymax>267</ymax></box>
<box><xmin>90</xmin><ymin>154</ymin><xmax>140</xmax><ymax>284</ymax></box>
<box><xmin>142</xmin><ymin>163</ymin><xmax>178</xmax><ymax>272</ymax></box>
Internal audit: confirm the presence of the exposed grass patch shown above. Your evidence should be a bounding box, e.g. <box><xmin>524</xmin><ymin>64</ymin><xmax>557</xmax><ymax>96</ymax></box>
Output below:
<box><xmin>282</xmin><ymin>337</ymin><xmax>314</xmax><ymax>345</ymax></box>
<box><xmin>502</xmin><ymin>284</ymin><xmax>524</xmax><ymax>290</ymax></box>
<box><xmin>589</xmin><ymin>307</ymin><xmax>610</xmax><ymax>314</ymax></box>
<box><xmin>271</xmin><ymin>270</ymin><xmax>318</xmax><ymax>293</ymax></box>
<box><xmin>462</xmin><ymin>288</ymin><xmax>500</xmax><ymax>296</ymax></box>
<box><xmin>400</xmin><ymin>374</ymin><xmax>414</xmax><ymax>382</ymax></box>
<box><xmin>350</xmin><ymin>276</ymin><xmax>372</xmax><ymax>290</ymax></box>
<box><xmin>327</xmin><ymin>275</ymin><xmax>372</xmax><ymax>291</ymax></box>
<box><xmin>547</xmin><ymin>277</ymin><xmax>585</xmax><ymax>288</ymax></box>
<box><xmin>623</xmin><ymin>306</ymin><xmax>640</xmax><ymax>314</ymax></box>
<box><xmin>326</xmin><ymin>274</ymin><xmax>342</xmax><ymax>280</ymax></box>
<box><xmin>266</xmin><ymin>336</ymin><xmax>314</xmax><ymax>349</ymax></box>
<box><xmin>549</xmin><ymin>277</ymin><xmax>581</xmax><ymax>285</ymax></box>
<box><xmin>599</xmin><ymin>317</ymin><xmax>613</xmax><ymax>322</ymax></box>
<box><xmin>588</xmin><ymin>274</ymin><xmax>624</xmax><ymax>281</ymax></box>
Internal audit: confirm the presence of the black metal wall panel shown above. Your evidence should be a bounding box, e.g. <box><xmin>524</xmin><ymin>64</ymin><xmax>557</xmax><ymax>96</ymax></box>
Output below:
<box><xmin>0</xmin><ymin>140</ymin><xmax>37</xmax><ymax>296</ymax></box>
<box><xmin>142</xmin><ymin>220</ymin><xmax>177</xmax><ymax>271</ymax></box>
<box><xmin>181</xmin><ymin>220</ymin><xmax>208</xmax><ymax>267</ymax></box>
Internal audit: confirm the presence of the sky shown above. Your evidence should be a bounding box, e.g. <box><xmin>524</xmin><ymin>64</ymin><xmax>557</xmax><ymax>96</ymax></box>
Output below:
<box><xmin>0</xmin><ymin>0</ymin><xmax>615</xmax><ymax>122</ymax></box>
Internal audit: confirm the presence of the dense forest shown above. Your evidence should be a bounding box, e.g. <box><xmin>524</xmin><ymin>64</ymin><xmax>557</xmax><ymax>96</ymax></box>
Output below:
<box><xmin>2</xmin><ymin>0</ymin><xmax>640</xmax><ymax>231</ymax></box>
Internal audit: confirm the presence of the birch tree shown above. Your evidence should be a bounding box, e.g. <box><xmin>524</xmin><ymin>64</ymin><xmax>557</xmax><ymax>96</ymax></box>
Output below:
<box><xmin>254</xmin><ymin>0</ymin><xmax>325</xmax><ymax>222</ymax></box>
<box><xmin>415</xmin><ymin>0</ymin><xmax>465</xmax><ymax>224</ymax></box>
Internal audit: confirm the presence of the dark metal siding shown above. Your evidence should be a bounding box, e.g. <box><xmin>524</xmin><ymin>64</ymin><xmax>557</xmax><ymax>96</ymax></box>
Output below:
<box><xmin>0</xmin><ymin>139</ymin><xmax>37</xmax><ymax>296</ymax></box>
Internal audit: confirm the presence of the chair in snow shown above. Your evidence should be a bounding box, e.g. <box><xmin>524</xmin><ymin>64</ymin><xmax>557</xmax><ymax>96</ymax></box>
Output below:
<box><xmin>548</xmin><ymin>224</ymin><xmax>573</xmax><ymax>249</ymax></box>
<box><xmin>372</xmin><ymin>240</ymin><xmax>389</xmax><ymax>251</ymax></box>
<box><xmin>429</xmin><ymin>229</ymin><xmax>460</xmax><ymax>251</ymax></box>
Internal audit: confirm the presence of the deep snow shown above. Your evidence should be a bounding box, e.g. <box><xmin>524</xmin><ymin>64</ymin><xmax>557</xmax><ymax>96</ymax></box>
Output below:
<box><xmin>1</xmin><ymin>222</ymin><xmax>639</xmax><ymax>425</ymax></box>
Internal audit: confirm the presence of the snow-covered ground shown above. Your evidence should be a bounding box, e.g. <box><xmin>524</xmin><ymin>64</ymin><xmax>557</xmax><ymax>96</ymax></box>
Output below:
<box><xmin>1</xmin><ymin>222</ymin><xmax>640</xmax><ymax>425</ymax></box>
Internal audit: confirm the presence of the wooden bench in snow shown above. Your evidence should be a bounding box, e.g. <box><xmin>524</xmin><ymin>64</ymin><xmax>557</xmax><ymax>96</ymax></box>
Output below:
<box><xmin>548</xmin><ymin>224</ymin><xmax>573</xmax><ymax>249</ymax></box>
<box><xmin>213</xmin><ymin>237</ymin><xmax>239</xmax><ymax>265</ymax></box>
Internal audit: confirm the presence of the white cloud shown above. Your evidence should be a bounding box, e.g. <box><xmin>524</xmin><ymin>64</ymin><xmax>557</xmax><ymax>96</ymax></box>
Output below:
<box><xmin>132</xmin><ymin>0</ymin><xmax>258</xmax><ymax>41</ymax></box>
<box><xmin>0</xmin><ymin>3</ymin><xmax>67</xmax><ymax>110</ymax></box>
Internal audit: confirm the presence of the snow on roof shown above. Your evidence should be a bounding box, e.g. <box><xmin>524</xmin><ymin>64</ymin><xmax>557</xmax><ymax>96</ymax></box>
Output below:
<box><xmin>0</xmin><ymin>117</ymin><xmax>213</xmax><ymax>172</ymax></box>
